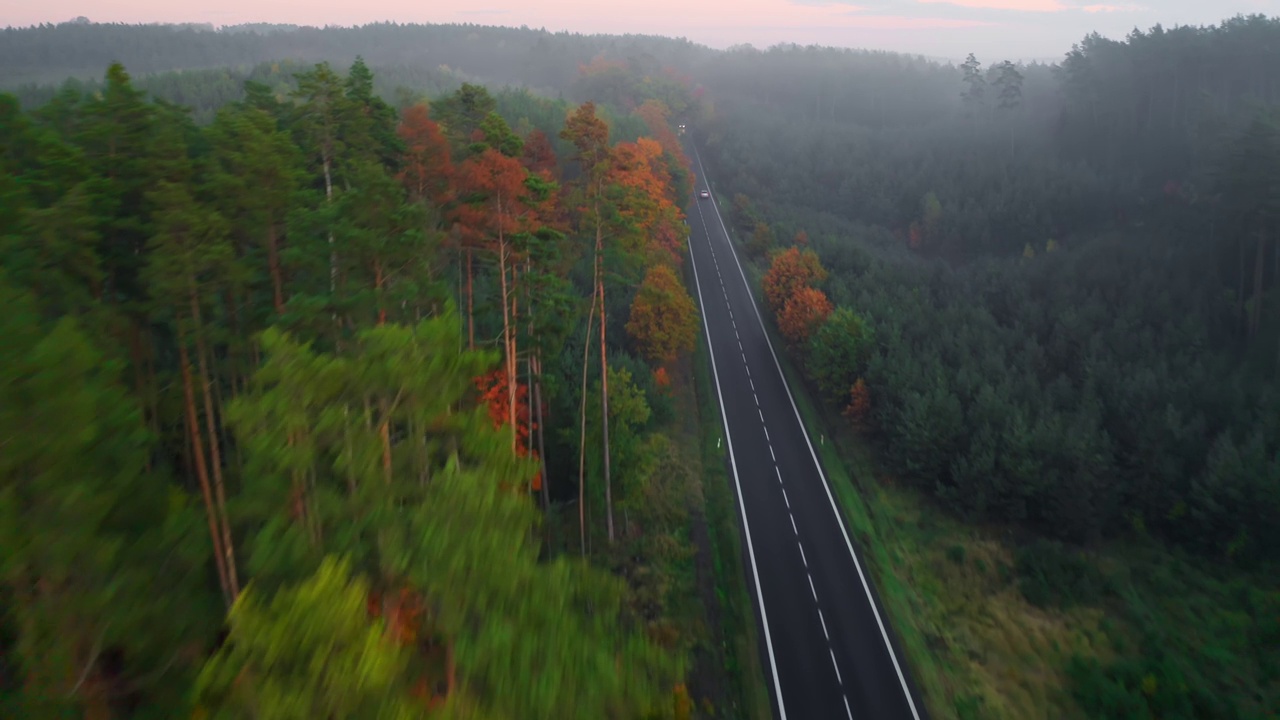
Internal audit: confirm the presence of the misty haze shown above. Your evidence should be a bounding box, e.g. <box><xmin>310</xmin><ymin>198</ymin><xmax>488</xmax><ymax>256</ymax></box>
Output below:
<box><xmin>0</xmin><ymin>5</ymin><xmax>1277</xmax><ymax>720</ymax></box>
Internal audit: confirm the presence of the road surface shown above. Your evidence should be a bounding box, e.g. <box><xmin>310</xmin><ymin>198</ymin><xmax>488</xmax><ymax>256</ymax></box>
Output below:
<box><xmin>685</xmin><ymin>141</ymin><xmax>926</xmax><ymax>720</ymax></box>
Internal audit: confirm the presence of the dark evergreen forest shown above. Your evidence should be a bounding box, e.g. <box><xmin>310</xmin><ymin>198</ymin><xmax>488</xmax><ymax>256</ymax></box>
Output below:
<box><xmin>0</xmin><ymin>33</ymin><xmax>726</xmax><ymax>718</ymax></box>
<box><xmin>696</xmin><ymin>15</ymin><xmax>1280</xmax><ymax>719</ymax></box>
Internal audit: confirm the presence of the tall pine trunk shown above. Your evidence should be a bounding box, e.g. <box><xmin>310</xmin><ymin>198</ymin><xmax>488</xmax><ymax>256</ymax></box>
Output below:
<box><xmin>323</xmin><ymin>156</ymin><xmax>336</xmax><ymax>295</ymax></box>
<box><xmin>190</xmin><ymin>285</ymin><xmax>240</xmax><ymax>599</ymax></box>
<box><xmin>596</xmin><ymin>214</ymin><xmax>614</xmax><ymax>544</ymax></box>
<box><xmin>535</xmin><ymin>356</ymin><xmax>549</xmax><ymax>512</ymax></box>
<box><xmin>179</xmin><ymin>339</ymin><xmax>232</xmax><ymax>607</ymax></box>
<box><xmin>267</xmin><ymin>211</ymin><xmax>285</xmax><ymax>313</ymax></box>
<box><xmin>578</xmin><ymin>288</ymin><xmax>597</xmax><ymax>557</ymax></box>
<box><xmin>497</xmin><ymin>202</ymin><xmax>518</xmax><ymax>452</ymax></box>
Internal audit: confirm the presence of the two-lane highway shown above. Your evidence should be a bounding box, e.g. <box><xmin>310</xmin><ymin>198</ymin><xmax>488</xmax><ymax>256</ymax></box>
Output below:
<box><xmin>685</xmin><ymin>140</ymin><xmax>925</xmax><ymax>720</ymax></box>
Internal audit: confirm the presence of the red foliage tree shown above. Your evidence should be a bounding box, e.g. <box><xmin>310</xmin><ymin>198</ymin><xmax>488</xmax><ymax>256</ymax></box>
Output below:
<box><xmin>474</xmin><ymin>369</ymin><xmax>542</xmax><ymax>489</ymax></box>
<box><xmin>762</xmin><ymin>246</ymin><xmax>827</xmax><ymax>314</ymax></box>
<box><xmin>843</xmin><ymin>377</ymin><xmax>871</xmax><ymax>431</ymax></box>
<box><xmin>777</xmin><ymin>286</ymin><xmax>833</xmax><ymax>346</ymax></box>
<box><xmin>454</xmin><ymin>149</ymin><xmax>535</xmax><ymax>447</ymax></box>
<box><xmin>907</xmin><ymin>221</ymin><xmax>923</xmax><ymax>250</ymax></box>
<box><xmin>521</xmin><ymin>128</ymin><xmax>558</xmax><ymax>180</ymax></box>
<box><xmin>608</xmin><ymin>137</ymin><xmax>686</xmax><ymax>265</ymax></box>
<box><xmin>396</xmin><ymin>104</ymin><xmax>453</xmax><ymax>207</ymax></box>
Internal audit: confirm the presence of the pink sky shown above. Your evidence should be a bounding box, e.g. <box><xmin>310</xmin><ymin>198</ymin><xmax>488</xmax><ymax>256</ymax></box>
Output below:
<box><xmin>6</xmin><ymin>0</ymin><xmax>1276</xmax><ymax>60</ymax></box>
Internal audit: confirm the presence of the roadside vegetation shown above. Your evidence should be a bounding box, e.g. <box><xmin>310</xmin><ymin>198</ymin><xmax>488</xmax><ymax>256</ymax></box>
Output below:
<box><xmin>697</xmin><ymin>15</ymin><xmax>1280</xmax><ymax>719</ymax></box>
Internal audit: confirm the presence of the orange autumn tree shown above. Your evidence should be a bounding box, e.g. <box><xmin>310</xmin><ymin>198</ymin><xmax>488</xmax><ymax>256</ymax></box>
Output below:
<box><xmin>521</xmin><ymin>128</ymin><xmax>558</xmax><ymax>180</ymax></box>
<box><xmin>454</xmin><ymin>147</ymin><xmax>535</xmax><ymax>451</ymax></box>
<box><xmin>762</xmin><ymin>246</ymin><xmax>827</xmax><ymax>313</ymax></box>
<box><xmin>633</xmin><ymin>99</ymin><xmax>690</xmax><ymax>175</ymax></box>
<box><xmin>474</xmin><ymin>368</ymin><xmax>542</xmax><ymax>490</ymax></box>
<box><xmin>626</xmin><ymin>264</ymin><xmax>699</xmax><ymax>365</ymax></box>
<box><xmin>844</xmin><ymin>377</ymin><xmax>871</xmax><ymax>431</ymax></box>
<box><xmin>396</xmin><ymin>104</ymin><xmax>453</xmax><ymax>209</ymax></box>
<box><xmin>777</xmin><ymin>286</ymin><xmax>834</xmax><ymax>346</ymax></box>
<box><xmin>608</xmin><ymin>137</ymin><xmax>686</xmax><ymax>266</ymax></box>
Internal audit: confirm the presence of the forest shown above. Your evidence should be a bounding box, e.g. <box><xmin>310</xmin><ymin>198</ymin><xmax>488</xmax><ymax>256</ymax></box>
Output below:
<box><xmin>0</xmin><ymin>47</ymin><xmax>731</xmax><ymax>717</ymax></box>
<box><xmin>697</xmin><ymin>13</ymin><xmax>1280</xmax><ymax>720</ymax></box>
<box><xmin>0</xmin><ymin>19</ymin><xmax>709</xmax><ymax>102</ymax></box>
<box><xmin>3</xmin><ymin>13</ymin><xmax>1279</xmax><ymax>720</ymax></box>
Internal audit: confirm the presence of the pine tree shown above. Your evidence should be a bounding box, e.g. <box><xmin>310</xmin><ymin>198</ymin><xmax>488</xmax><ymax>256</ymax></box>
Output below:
<box><xmin>1</xmin><ymin>277</ymin><xmax>217</xmax><ymax>717</ymax></box>
<box><xmin>561</xmin><ymin>102</ymin><xmax>618</xmax><ymax>543</ymax></box>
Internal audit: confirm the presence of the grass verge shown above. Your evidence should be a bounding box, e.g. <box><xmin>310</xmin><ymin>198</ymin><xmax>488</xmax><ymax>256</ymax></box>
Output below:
<box><xmin>684</xmin><ymin>246</ymin><xmax>772</xmax><ymax>720</ymax></box>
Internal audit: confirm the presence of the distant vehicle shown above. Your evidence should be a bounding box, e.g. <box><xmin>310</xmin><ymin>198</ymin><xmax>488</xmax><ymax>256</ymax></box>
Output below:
<box><xmin>699</xmin><ymin>190</ymin><xmax>710</xmax><ymax>199</ymax></box>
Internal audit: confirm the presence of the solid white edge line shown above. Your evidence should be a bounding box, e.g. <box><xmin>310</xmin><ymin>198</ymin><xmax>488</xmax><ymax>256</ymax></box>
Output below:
<box><xmin>694</xmin><ymin>142</ymin><xmax>923</xmax><ymax>720</ymax></box>
<box><xmin>687</xmin><ymin>210</ymin><xmax>788</xmax><ymax>720</ymax></box>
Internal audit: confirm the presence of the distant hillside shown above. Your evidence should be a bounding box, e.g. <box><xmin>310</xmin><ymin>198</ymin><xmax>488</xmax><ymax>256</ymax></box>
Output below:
<box><xmin>0</xmin><ymin>20</ymin><xmax>712</xmax><ymax>92</ymax></box>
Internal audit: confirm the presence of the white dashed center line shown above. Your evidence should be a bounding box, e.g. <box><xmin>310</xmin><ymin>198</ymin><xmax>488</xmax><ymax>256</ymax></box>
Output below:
<box><xmin>690</xmin><ymin>178</ymin><xmax>860</xmax><ymax>719</ymax></box>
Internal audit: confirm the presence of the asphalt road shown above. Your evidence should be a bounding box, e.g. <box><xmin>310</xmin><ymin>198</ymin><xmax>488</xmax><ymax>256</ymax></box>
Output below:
<box><xmin>685</xmin><ymin>141</ymin><xmax>925</xmax><ymax>720</ymax></box>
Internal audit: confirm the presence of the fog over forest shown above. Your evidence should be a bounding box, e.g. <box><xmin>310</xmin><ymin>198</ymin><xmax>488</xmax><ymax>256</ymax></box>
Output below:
<box><xmin>1</xmin><ymin>14</ymin><xmax>1277</xmax><ymax>720</ymax></box>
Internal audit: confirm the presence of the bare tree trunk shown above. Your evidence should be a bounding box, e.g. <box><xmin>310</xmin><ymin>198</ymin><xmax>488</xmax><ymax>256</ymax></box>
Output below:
<box><xmin>190</xmin><ymin>288</ymin><xmax>240</xmax><ymax>599</ymax></box>
<box><xmin>534</xmin><ymin>354</ymin><xmax>550</xmax><ymax>512</ymax></box>
<box><xmin>578</xmin><ymin>289</ymin><xmax>597</xmax><ymax>557</ymax></box>
<box><xmin>497</xmin><ymin>209</ymin><xmax>518</xmax><ymax>451</ymax></box>
<box><xmin>323</xmin><ymin>156</ymin><xmax>336</xmax><ymax>295</ymax></box>
<box><xmin>596</xmin><ymin>220</ymin><xmax>614</xmax><ymax>544</ymax></box>
<box><xmin>179</xmin><ymin>339</ymin><xmax>232</xmax><ymax>608</ymax></box>
<box><xmin>267</xmin><ymin>211</ymin><xmax>285</xmax><ymax>314</ymax></box>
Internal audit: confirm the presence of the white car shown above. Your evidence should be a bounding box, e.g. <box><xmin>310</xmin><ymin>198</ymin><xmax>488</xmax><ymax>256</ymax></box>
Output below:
<box><xmin>699</xmin><ymin>190</ymin><xmax>711</xmax><ymax>199</ymax></box>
